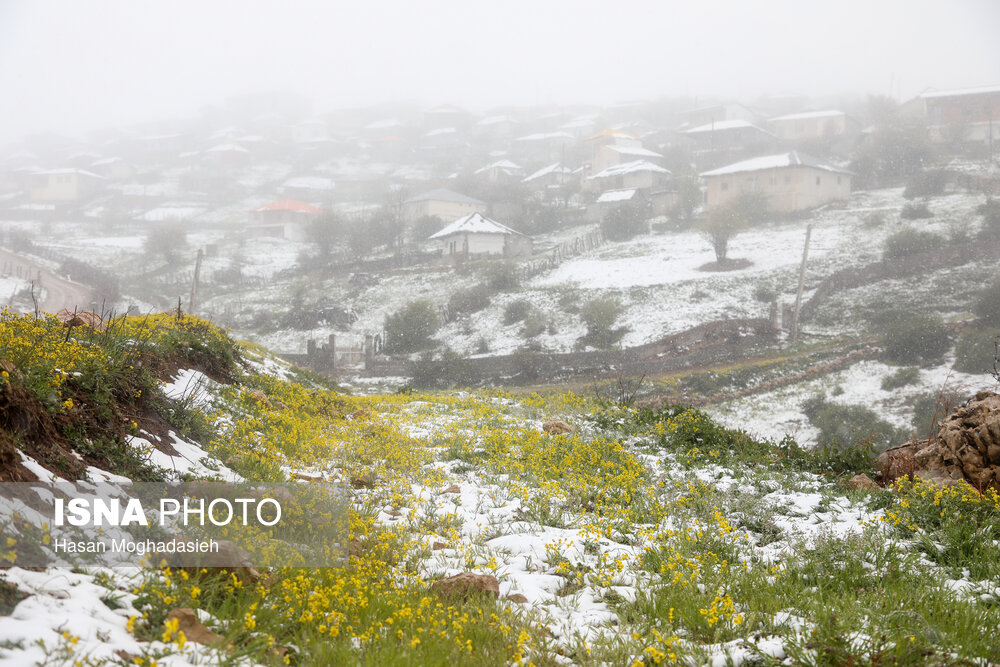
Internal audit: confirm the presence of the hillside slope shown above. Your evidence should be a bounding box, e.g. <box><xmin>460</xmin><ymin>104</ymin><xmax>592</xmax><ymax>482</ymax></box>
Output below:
<box><xmin>1</xmin><ymin>310</ymin><xmax>999</xmax><ymax>666</ymax></box>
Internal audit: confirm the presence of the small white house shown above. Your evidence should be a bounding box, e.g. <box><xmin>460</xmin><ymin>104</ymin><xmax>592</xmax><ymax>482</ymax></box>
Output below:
<box><xmin>428</xmin><ymin>212</ymin><xmax>532</xmax><ymax>258</ymax></box>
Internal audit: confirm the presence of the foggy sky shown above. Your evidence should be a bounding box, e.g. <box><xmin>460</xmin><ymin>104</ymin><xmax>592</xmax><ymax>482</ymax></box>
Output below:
<box><xmin>1</xmin><ymin>0</ymin><xmax>999</xmax><ymax>143</ymax></box>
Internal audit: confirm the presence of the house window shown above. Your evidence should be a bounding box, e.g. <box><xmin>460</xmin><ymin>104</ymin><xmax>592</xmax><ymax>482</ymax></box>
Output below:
<box><xmin>770</xmin><ymin>175</ymin><xmax>776</xmax><ymax>186</ymax></box>
<box><xmin>721</xmin><ymin>181</ymin><xmax>729</xmax><ymax>191</ymax></box>
<box><xmin>816</xmin><ymin>176</ymin><xmax>821</xmax><ymax>186</ymax></box>
<box><xmin>837</xmin><ymin>176</ymin><xmax>842</xmax><ymax>185</ymax></box>
<box><xmin>784</xmin><ymin>175</ymin><xmax>791</xmax><ymax>184</ymax></box>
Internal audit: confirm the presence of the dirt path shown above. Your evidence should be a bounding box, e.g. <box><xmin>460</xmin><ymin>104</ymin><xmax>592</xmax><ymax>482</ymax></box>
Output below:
<box><xmin>0</xmin><ymin>249</ymin><xmax>94</xmax><ymax>314</ymax></box>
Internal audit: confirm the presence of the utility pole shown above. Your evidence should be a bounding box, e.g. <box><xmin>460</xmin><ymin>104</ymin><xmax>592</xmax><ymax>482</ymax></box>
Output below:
<box><xmin>791</xmin><ymin>224</ymin><xmax>812</xmax><ymax>344</ymax></box>
<box><xmin>189</xmin><ymin>248</ymin><xmax>203</xmax><ymax>315</ymax></box>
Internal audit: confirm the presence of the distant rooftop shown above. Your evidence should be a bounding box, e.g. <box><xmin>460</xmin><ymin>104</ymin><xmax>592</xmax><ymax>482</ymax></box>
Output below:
<box><xmin>700</xmin><ymin>151</ymin><xmax>851</xmax><ymax>177</ymax></box>
<box><xmin>589</xmin><ymin>160</ymin><xmax>670</xmax><ymax>180</ymax></box>
<box><xmin>404</xmin><ymin>188</ymin><xmax>484</xmax><ymax>205</ymax></box>
<box><xmin>596</xmin><ymin>188</ymin><xmax>637</xmax><ymax>203</ymax></box>
<box><xmin>428</xmin><ymin>212</ymin><xmax>524</xmax><ymax>240</ymax></box>
<box><xmin>251</xmin><ymin>200</ymin><xmax>321</xmax><ymax>213</ymax></box>
<box><xmin>685</xmin><ymin>119</ymin><xmax>770</xmax><ymax>134</ymax></box>
<box><xmin>770</xmin><ymin>110</ymin><xmax>845</xmax><ymax>122</ymax></box>
<box><xmin>920</xmin><ymin>84</ymin><xmax>1000</xmax><ymax>99</ymax></box>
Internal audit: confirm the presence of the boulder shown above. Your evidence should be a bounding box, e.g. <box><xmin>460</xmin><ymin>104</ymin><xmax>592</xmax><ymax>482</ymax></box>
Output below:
<box><xmin>429</xmin><ymin>572</ymin><xmax>499</xmax><ymax>600</ymax></box>
<box><xmin>880</xmin><ymin>391</ymin><xmax>1000</xmax><ymax>491</ymax></box>
<box><xmin>542</xmin><ymin>419</ymin><xmax>574</xmax><ymax>434</ymax></box>
<box><xmin>166</xmin><ymin>608</ymin><xmax>222</xmax><ymax>645</ymax></box>
<box><xmin>505</xmin><ymin>593</ymin><xmax>529</xmax><ymax>604</ymax></box>
<box><xmin>441</xmin><ymin>484</ymin><xmax>461</xmax><ymax>494</ymax></box>
<box><xmin>848</xmin><ymin>474</ymin><xmax>878</xmax><ymax>490</ymax></box>
<box><xmin>56</xmin><ymin>309</ymin><xmax>105</xmax><ymax>331</ymax></box>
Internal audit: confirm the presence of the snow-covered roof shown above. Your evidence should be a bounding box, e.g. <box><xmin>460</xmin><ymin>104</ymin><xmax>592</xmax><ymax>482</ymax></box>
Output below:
<box><xmin>35</xmin><ymin>168</ymin><xmax>105</xmax><ymax>179</ymax></box>
<box><xmin>474</xmin><ymin>159</ymin><xmax>523</xmax><ymax>174</ymax></box>
<box><xmin>425</xmin><ymin>127</ymin><xmax>456</xmax><ymax>137</ymax></box>
<box><xmin>920</xmin><ymin>84</ymin><xmax>1000</xmax><ymax>99</ymax></box>
<box><xmin>251</xmin><ymin>200</ymin><xmax>321</xmax><ymax>214</ymax></box>
<box><xmin>585</xmin><ymin>129</ymin><xmax>638</xmax><ymax>141</ymax></box>
<box><xmin>365</xmin><ymin>119</ymin><xmax>401</xmax><ymax>129</ymax></box>
<box><xmin>90</xmin><ymin>157</ymin><xmax>124</xmax><ymax>167</ymax></box>
<box><xmin>770</xmin><ymin>110</ymin><xmax>845</xmax><ymax>122</ymax></box>
<box><xmin>700</xmin><ymin>151</ymin><xmax>852</xmax><ymax>177</ymax></box>
<box><xmin>685</xmin><ymin>119</ymin><xmax>770</xmax><ymax>134</ymax></box>
<box><xmin>596</xmin><ymin>188</ymin><xmax>637</xmax><ymax>203</ymax></box>
<box><xmin>282</xmin><ymin>176</ymin><xmax>335</xmax><ymax>190</ymax></box>
<box><xmin>589</xmin><ymin>160</ymin><xmax>670</xmax><ymax>180</ymax></box>
<box><xmin>476</xmin><ymin>115</ymin><xmax>510</xmax><ymax>126</ymax></box>
<box><xmin>428</xmin><ymin>212</ymin><xmax>524</xmax><ymax>239</ymax></box>
<box><xmin>205</xmin><ymin>143</ymin><xmax>250</xmax><ymax>153</ymax></box>
<box><xmin>606</xmin><ymin>145</ymin><xmax>663</xmax><ymax>158</ymax></box>
<box><xmin>405</xmin><ymin>188</ymin><xmax>484</xmax><ymax>205</ymax></box>
<box><xmin>514</xmin><ymin>131</ymin><xmax>572</xmax><ymax>142</ymax></box>
<box><xmin>522</xmin><ymin>163</ymin><xmax>574</xmax><ymax>183</ymax></box>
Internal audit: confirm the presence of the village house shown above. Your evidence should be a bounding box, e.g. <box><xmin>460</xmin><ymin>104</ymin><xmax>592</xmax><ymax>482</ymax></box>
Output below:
<box><xmin>521</xmin><ymin>162</ymin><xmax>577</xmax><ymax>193</ymax></box>
<box><xmin>767</xmin><ymin>110</ymin><xmax>860</xmax><ymax>142</ymax></box>
<box><xmin>29</xmin><ymin>169</ymin><xmax>105</xmax><ymax>203</ymax></box>
<box><xmin>473</xmin><ymin>159</ymin><xmax>524</xmax><ymax>183</ymax></box>
<box><xmin>673</xmin><ymin>102</ymin><xmax>760</xmax><ymax>130</ymax></box>
<box><xmin>403</xmin><ymin>188</ymin><xmax>485</xmax><ymax>223</ymax></box>
<box><xmin>247</xmin><ymin>199</ymin><xmax>321</xmax><ymax>242</ymax></box>
<box><xmin>428</xmin><ymin>212</ymin><xmax>532</xmax><ymax>258</ymax></box>
<box><xmin>684</xmin><ymin>119</ymin><xmax>777</xmax><ymax>153</ymax></box>
<box><xmin>904</xmin><ymin>84</ymin><xmax>1000</xmax><ymax>146</ymax></box>
<box><xmin>585</xmin><ymin>160</ymin><xmax>670</xmax><ymax>194</ymax></box>
<box><xmin>700</xmin><ymin>151</ymin><xmax>852</xmax><ymax>213</ymax></box>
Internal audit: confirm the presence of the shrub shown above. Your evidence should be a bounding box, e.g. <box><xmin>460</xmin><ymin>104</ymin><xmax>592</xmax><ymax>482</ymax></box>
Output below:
<box><xmin>520</xmin><ymin>311</ymin><xmax>547</xmax><ymax>339</ymax></box>
<box><xmin>977</xmin><ymin>199</ymin><xmax>1000</xmax><ymax>241</ymax></box>
<box><xmin>954</xmin><ymin>327</ymin><xmax>999</xmax><ymax>374</ymax></box>
<box><xmin>447</xmin><ymin>283</ymin><xmax>491</xmax><ymax>318</ymax></box>
<box><xmin>753</xmin><ymin>282</ymin><xmax>778</xmax><ymax>303</ymax></box>
<box><xmin>876</xmin><ymin>311</ymin><xmax>951</xmax><ymax>367</ymax></box>
<box><xmin>881</xmin><ymin>366</ymin><xmax>920</xmax><ymax>390</ymax></box>
<box><xmin>900</xmin><ymin>202</ymin><xmax>933</xmax><ymax>219</ymax></box>
<box><xmin>972</xmin><ymin>278</ymin><xmax>1000</xmax><ymax>327</ymax></box>
<box><xmin>481</xmin><ymin>261</ymin><xmax>521</xmax><ymax>291</ymax></box>
<box><xmin>503</xmin><ymin>299</ymin><xmax>534</xmax><ymax>324</ymax></box>
<box><xmin>910</xmin><ymin>389</ymin><xmax>965</xmax><ymax>439</ymax></box>
<box><xmin>411</xmin><ymin>349</ymin><xmax>476</xmax><ymax>389</ymax></box>
<box><xmin>577</xmin><ymin>297</ymin><xmax>627</xmax><ymax>349</ymax></box>
<box><xmin>383</xmin><ymin>300</ymin><xmax>439</xmax><ymax>354</ymax></box>
<box><xmin>882</xmin><ymin>228</ymin><xmax>942</xmax><ymax>260</ymax></box>
<box><xmin>903</xmin><ymin>170</ymin><xmax>947</xmax><ymax>199</ymax></box>
<box><xmin>601</xmin><ymin>202</ymin><xmax>647</xmax><ymax>241</ymax></box>
<box><xmin>802</xmin><ymin>395</ymin><xmax>905</xmax><ymax>451</ymax></box>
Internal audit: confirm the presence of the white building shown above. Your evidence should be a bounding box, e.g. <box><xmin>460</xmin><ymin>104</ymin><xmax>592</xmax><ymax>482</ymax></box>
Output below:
<box><xmin>428</xmin><ymin>212</ymin><xmax>532</xmax><ymax>258</ymax></box>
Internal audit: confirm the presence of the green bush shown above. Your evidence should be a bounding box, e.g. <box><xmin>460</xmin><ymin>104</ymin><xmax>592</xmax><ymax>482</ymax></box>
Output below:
<box><xmin>954</xmin><ymin>327</ymin><xmax>999</xmax><ymax>374</ymax></box>
<box><xmin>601</xmin><ymin>202</ymin><xmax>647</xmax><ymax>242</ymax></box>
<box><xmin>881</xmin><ymin>366</ymin><xmax>920</xmax><ymax>390</ymax></box>
<box><xmin>876</xmin><ymin>311</ymin><xmax>951</xmax><ymax>367</ymax></box>
<box><xmin>577</xmin><ymin>297</ymin><xmax>627</xmax><ymax>349</ymax></box>
<box><xmin>411</xmin><ymin>349</ymin><xmax>476</xmax><ymax>388</ymax></box>
<box><xmin>900</xmin><ymin>202</ymin><xmax>933</xmax><ymax>219</ymax></box>
<box><xmin>481</xmin><ymin>261</ymin><xmax>521</xmax><ymax>291</ymax></box>
<box><xmin>503</xmin><ymin>299</ymin><xmax>534</xmax><ymax>324</ymax></box>
<box><xmin>903</xmin><ymin>170</ymin><xmax>947</xmax><ymax>200</ymax></box>
<box><xmin>447</xmin><ymin>283</ymin><xmax>491</xmax><ymax>318</ymax></box>
<box><xmin>973</xmin><ymin>278</ymin><xmax>1000</xmax><ymax>327</ymax></box>
<box><xmin>910</xmin><ymin>389</ymin><xmax>965</xmax><ymax>439</ymax></box>
<box><xmin>802</xmin><ymin>395</ymin><xmax>905</xmax><ymax>451</ymax></box>
<box><xmin>882</xmin><ymin>228</ymin><xmax>942</xmax><ymax>260</ymax></box>
<box><xmin>520</xmin><ymin>311</ymin><xmax>547</xmax><ymax>339</ymax></box>
<box><xmin>383</xmin><ymin>300</ymin><xmax>440</xmax><ymax>354</ymax></box>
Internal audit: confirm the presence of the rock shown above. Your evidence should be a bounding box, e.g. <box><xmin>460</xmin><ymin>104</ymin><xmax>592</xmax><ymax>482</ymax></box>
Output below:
<box><xmin>542</xmin><ymin>419</ymin><xmax>574</xmax><ymax>434</ymax></box>
<box><xmin>294</xmin><ymin>471</ymin><xmax>323</xmax><ymax>482</ymax></box>
<box><xmin>56</xmin><ymin>309</ymin><xmax>105</xmax><ymax>331</ymax></box>
<box><xmin>431</xmin><ymin>541</ymin><xmax>447</xmax><ymax>550</ymax></box>
<box><xmin>505</xmin><ymin>593</ymin><xmax>529</xmax><ymax>603</ymax></box>
<box><xmin>350</xmin><ymin>472</ymin><xmax>376</xmax><ymax>489</ymax></box>
<box><xmin>351</xmin><ymin>409</ymin><xmax>371</xmax><ymax>420</ymax></box>
<box><xmin>429</xmin><ymin>572</ymin><xmax>499</xmax><ymax>600</ymax></box>
<box><xmin>441</xmin><ymin>484</ymin><xmax>461</xmax><ymax>494</ymax></box>
<box><xmin>848</xmin><ymin>474</ymin><xmax>878</xmax><ymax>490</ymax></box>
<box><xmin>882</xmin><ymin>391</ymin><xmax>1000</xmax><ymax>491</ymax></box>
<box><xmin>166</xmin><ymin>608</ymin><xmax>222</xmax><ymax>645</ymax></box>
<box><xmin>246</xmin><ymin>389</ymin><xmax>272</xmax><ymax>407</ymax></box>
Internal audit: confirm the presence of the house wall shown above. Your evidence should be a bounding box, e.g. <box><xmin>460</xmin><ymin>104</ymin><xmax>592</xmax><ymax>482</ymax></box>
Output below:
<box><xmin>925</xmin><ymin>92</ymin><xmax>1000</xmax><ymax>126</ymax></box>
<box><xmin>29</xmin><ymin>173</ymin><xmax>93</xmax><ymax>202</ymax></box>
<box><xmin>771</xmin><ymin>115</ymin><xmax>848</xmax><ymax>140</ymax></box>
<box><xmin>704</xmin><ymin>166</ymin><xmax>851</xmax><ymax>212</ymax></box>
<box><xmin>404</xmin><ymin>199</ymin><xmax>482</xmax><ymax>222</ymax></box>
<box><xmin>438</xmin><ymin>232</ymin><xmax>531</xmax><ymax>257</ymax></box>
